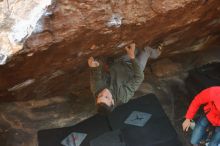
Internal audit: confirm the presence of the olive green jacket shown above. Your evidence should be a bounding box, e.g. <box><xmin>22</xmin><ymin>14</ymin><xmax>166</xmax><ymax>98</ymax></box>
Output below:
<box><xmin>90</xmin><ymin>58</ymin><xmax>144</xmax><ymax>105</ymax></box>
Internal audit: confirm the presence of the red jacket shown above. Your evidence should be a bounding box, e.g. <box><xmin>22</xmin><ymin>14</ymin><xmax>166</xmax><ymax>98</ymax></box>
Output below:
<box><xmin>185</xmin><ymin>86</ymin><xmax>220</xmax><ymax>126</ymax></box>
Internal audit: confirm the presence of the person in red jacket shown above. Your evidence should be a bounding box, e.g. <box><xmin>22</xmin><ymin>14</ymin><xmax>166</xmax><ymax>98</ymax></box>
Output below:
<box><xmin>182</xmin><ymin>86</ymin><xmax>220</xmax><ymax>146</ymax></box>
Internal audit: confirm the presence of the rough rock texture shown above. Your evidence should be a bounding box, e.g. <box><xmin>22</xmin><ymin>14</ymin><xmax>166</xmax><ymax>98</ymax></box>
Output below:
<box><xmin>1</xmin><ymin>1</ymin><xmax>220</xmax><ymax>146</ymax></box>
<box><xmin>0</xmin><ymin>0</ymin><xmax>220</xmax><ymax>102</ymax></box>
<box><xmin>2</xmin><ymin>47</ymin><xmax>220</xmax><ymax>146</ymax></box>
<box><xmin>0</xmin><ymin>0</ymin><xmax>52</xmax><ymax>64</ymax></box>
<box><xmin>151</xmin><ymin>58</ymin><xmax>182</xmax><ymax>77</ymax></box>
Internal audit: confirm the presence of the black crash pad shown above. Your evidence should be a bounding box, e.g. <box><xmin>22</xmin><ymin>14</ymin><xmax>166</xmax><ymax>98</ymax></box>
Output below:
<box><xmin>108</xmin><ymin>93</ymin><xmax>181</xmax><ymax>146</ymax></box>
<box><xmin>38</xmin><ymin>94</ymin><xmax>182</xmax><ymax>146</ymax></box>
<box><xmin>108</xmin><ymin>94</ymin><xmax>167</xmax><ymax>129</ymax></box>
<box><xmin>90</xmin><ymin>130</ymin><xmax>126</xmax><ymax>146</ymax></box>
<box><xmin>38</xmin><ymin>115</ymin><xmax>110</xmax><ymax>146</ymax></box>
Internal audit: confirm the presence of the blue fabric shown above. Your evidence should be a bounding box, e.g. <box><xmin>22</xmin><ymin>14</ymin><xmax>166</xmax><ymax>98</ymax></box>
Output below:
<box><xmin>191</xmin><ymin>116</ymin><xmax>220</xmax><ymax>146</ymax></box>
<box><xmin>209</xmin><ymin>126</ymin><xmax>220</xmax><ymax>146</ymax></box>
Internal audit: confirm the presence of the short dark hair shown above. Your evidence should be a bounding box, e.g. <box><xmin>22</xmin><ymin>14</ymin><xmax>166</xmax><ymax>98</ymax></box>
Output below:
<box><xmin>96</xmin><ymin>103</ymin><xmax>114</xmax><ymax>116</ymax></box>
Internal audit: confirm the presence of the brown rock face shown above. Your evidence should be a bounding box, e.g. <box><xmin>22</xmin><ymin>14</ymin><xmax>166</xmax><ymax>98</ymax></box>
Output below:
<box><xmin>151</xmin><ymin>58</ymin><xmax>182</xmax><ymax>78</ymax></box>
<box><xmin>0</xmin><ymin>0</ymin><xmax>220</xmax><ymax>101</ymax></box>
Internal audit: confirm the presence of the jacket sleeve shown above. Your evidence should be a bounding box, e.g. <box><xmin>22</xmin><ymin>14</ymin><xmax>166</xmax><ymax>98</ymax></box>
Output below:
<box><xmin>206</xmin><ymin>88</ymin><xmax>220</xmax><ymax>126</ymax></box>
<box><xmin>90</xmin><ymin>65</ymin><xmax>105</xmax><ymax>97</ymax></box>
<box><xmin>122</xmin><ymin>59</ymin><xmax>144</xmax><ymax>102</ymax></box>
<box><xmin>212</xmin><ymin>107</ymin><xmax>220</xmax><ymax>126</ymax></box>
<box><xmin>215</xmin><ymin>116</ymin><xmax>220</xmax><ymax>126</ymax></box>
<box><xmin>185</xmin><ymin>87</ymin><xmax>211</xmax><ymax>119</ymax></box>
<box><xmin>207</xmin><ymin>110</ymin><xmax>220</xmax><ymax>126</ymax></box>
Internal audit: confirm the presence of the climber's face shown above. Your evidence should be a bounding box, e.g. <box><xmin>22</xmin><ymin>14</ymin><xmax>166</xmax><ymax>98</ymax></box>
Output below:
<box><xmin>96</xmin><ymin>88</ymin><xmax>114</xmax><ymax>107</ymax></box>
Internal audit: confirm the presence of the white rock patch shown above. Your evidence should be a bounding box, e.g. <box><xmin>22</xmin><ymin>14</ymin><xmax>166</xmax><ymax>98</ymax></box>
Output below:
<box><xmin>0</xmin><ymin>0</ymin><xmax>52</xmax><ymax>65</ymax></box>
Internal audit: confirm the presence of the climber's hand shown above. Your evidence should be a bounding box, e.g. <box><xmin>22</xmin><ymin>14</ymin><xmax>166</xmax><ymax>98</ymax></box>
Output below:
<box><xmin>88</xmin><ymin>56</ymin><xmax>99</xmax><ymax>68</ymax></box>
<box><xmin>125</xmin><ymin>43</ymin><xmax>136</xmax><ymax>59</ymax></box>
<box><xmin>182</xmin><ymin>119</ymin><xmax>191</xmax><ymax>132</ymax></box>
<box><xmin>90</xmin><ymin>44</ymin><xmax>97</xmax><ymax>50</ymax></box>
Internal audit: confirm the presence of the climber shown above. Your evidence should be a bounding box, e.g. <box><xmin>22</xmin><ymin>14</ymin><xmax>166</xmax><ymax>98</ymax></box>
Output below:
<box><xmin>182</xmin><ymin>86</ymin><xmax>220</xmax><ymax>146</ymax></box>
<box><xmin>88</xmin><ymin>42</ymin><xmax>162</xmax><ymax>115</ymax></box>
